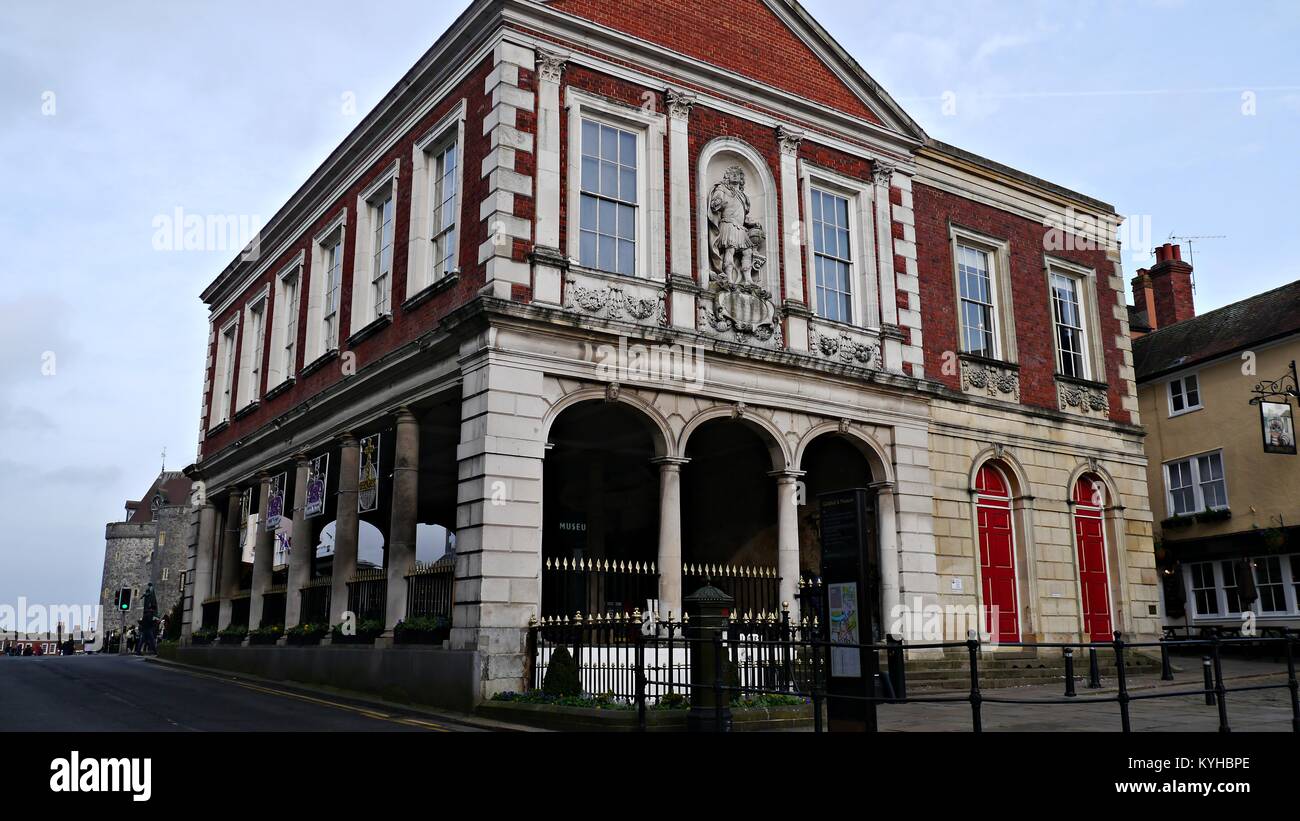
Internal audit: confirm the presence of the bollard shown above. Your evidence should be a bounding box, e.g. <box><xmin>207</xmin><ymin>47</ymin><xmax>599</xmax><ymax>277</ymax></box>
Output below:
<box><xmin>1114</xmin><ymin>632</ymin><xmax>1131</xmax><ymax>733</ymax></box>
<box><xmin>1087</xmin><ymin>646</ymin><xmax>1101</xmax><ymax>689</ymax></box>
<box><xmin>886</xmin><ymin>634</ymin><xmax>907</xmax><ymax>703</ymax></box>
<box><xmin>1063</xmin><ymin>647</ymin><xmax>1077</xmax><ymax>698</ymax></box>
<box><xmin>1160</xmin><ymin>639</ymin><xmax>1174</xmax><ymax>682</ymax></box>
<box><xmin>684</xmin><ymin>583</ymin><xmax>735</xmax><ymax>733</ymax></box>
<box><xmin>1211</xmin><ymin>634</ymin><xmax>1230</xmax><ymax>733</ymax></box>
<box><xmin>634</xmin><ymin>612</ymin><xmax>647</xmax><ymax>732</ymax></box>
<box><xmin>966</xmin><ymin>632</ymin><xmax>983</xmax><ymax>733</ymax></box>
<box><xmin>1285</xmin><ymin>634</ymin><xmax>1299</xmax><ymax>734</ymax></box>
<box><xmin>1202</xmin><ymin>656</ymin><xmax>1216</xmax><ymax>706</ymax></box>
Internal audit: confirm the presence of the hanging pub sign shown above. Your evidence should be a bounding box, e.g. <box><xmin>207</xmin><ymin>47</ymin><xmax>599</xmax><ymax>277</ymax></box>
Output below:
<box><xmin>358</xmin><ymin>433</ymin><xmax>381</xmax><ymax>513</ymax></box>
<box><xmin>265</xmin><ymin>472</ymin><xmax>287</xmax><ymax>532</ymax></box>
<box><xmin>305</xmin><ymin>455</ymin><xmax>328</xmax><ymax>519</ymax></box>
<box><xmin>1260</xmin><ymin>401</ymin><xmax>1297</xmax><ymax>455</ymax></box>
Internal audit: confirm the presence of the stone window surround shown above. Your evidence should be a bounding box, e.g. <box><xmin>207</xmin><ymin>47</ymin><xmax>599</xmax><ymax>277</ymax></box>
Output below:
<box><xmin>305</xmin><ymin>209</ymin><xmax>349</xmax><ymax>364</ymax></box>
<box><xmin>266</xmin><ymin>251</ymin><xmax>305</xmax><ymax>390</ymax></box>
<box><xmin>1044</xmin><ymin>255</ymin><xmax>1105</xmax><ymax>383</ymax></box>
<box><xmin>949</xmin><ymin>223</ymin><xmax>1016</xmax><ymax>364</ymax></box>
<box><xmin>565</xmin><ymin>87</ymin><xmax>666</xmax><ymax>283</ymax></box>
<box><xmin>351</xmin><ymin>160</ymin><xmax>401</xmax><ymax>327</ymax></box>
<box><xmin>799</xmin><ymin>161</ymin><xmax>879</xmax><ymax>331</ymax></box>
<box><xmin>406</xmin><ymin>100</ymin><xmax>466</xmax><ymax>299</ymax></box>
<box><xmin>210</xmin><ymin>313</ymin><xmax>240</xmax><ymax>430</ymax></box>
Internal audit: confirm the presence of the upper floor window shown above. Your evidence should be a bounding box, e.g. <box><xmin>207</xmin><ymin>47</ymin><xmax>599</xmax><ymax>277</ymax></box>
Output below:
<box><xmin>579</xmin><ymin>118</ymin><xmax>637</xmax><ymax>275</ymax></box>
<box><xmin>280</xmin><ymin>272</ymin><xmax>299</xmax><ymax>380</ymax></box>
<box><xmin>429</xmin><ymin>141</ymin><xmax>459</xmax><ymax>282</ymax></box>
<box><xmin>215</xmin><ymin>321</ymin><xmax>238</xmax><ymax>425</ymax></box>
<box><xmin>323</xmin><ymin>236</ymin><xmax>343</xmax><ymax>350</ymax></box>
<box><xmin>352</xmin><ymin>165</ymin><xmax>399</xmax><ymax>331</ymax></box>
<box><xmin>1168</xmin><ymin>373</ymin><xmax>1201</xmax><ymax>416</ymax></box>
<box><xmin>810</xmin><ymin>189</ymin><xmax>853</xmax><ymax>324</ymax></box>
<box><xmin>266</xmin><ymin>257</ymin><xmax>302</xmax><ymax>389</ymax></box>
<box><xmin>1164</xmin><ymin>450</ymin><xmax>1227</xmax><ymax>517</ymax></box>
<box><xmin>957</xmin><ymin>244</ymin><xmax>997</xmax><ymax>359</ymax></box>
<box><xmin>407</xmin><ymin>106</ymin><xmax>466</xmax><ymax>299</ymax></box>
<box><xmin>370</xmin><ymin>192</ymin><xmax>395</xmax><ymax>318</ymax></box>
<box><xmin>239</xmin><ymin>292</ymin><xmax>268</xmax><ymax>407</ymax></box>
<box><xmin>1050</xmin><ymin>271</ymin><xmax>1088</xmax><ymax>379</ymax></box>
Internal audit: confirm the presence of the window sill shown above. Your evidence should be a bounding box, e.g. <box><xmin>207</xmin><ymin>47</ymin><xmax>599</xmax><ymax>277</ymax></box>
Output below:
<box><xmin>402</xmin><ymin>271</ymin><xmax>460</xmax><ymax>312</ymax></box>
<box><xmin>206</xmin><ymin>420</ymin><xmax>230</xmax><ymax>438</ymax></box>
<box><xmin>959</xmin><ymin>353</ymin><xmax>1019</xmax><ymax>371</ymax></box>
<box><xmin>264</xmin><ymin>378</ymin><xmax>295</xmax><ymax>402</ymax></box>
<box><xmin>1054</xmin><ymin>373</ymin><xmax>1109</xmax><ymax>391</ymax></box>
<box><xmin>808</xmin><ymin>314</ymin><xmax>881</xmax><ymax>336</ymax></box>
<box><xmin>1168</xmin><ymin>405</ymin><xmax>1203</xmax><ymax>419</ymax></box>
<box><xmin>347</xmin><ymin>314</ymin><xmax>391</xmax><ymax>347</ymax></box>
<box><xmin>300</xmin><ymin>350</ymin><xmax>339</xmax><ymax>379</ymax></box>
<box><xmin>233</xmin><ymin>401</ymin><xmax>260</xmax><ymax>421</ymax></box>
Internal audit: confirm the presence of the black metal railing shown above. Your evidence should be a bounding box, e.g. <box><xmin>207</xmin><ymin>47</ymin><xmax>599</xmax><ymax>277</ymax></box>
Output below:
<box><xmin>542</xmin><ymin>557</ymin><xmax>659</xmax><ymax>618</ymax></box>
<box><xmin>200</xmin><ymin>599</ymin><xmax>219</xmax><ymax>631</ymax></box>
<box><xmin>299</xmin><ymin>576</ymin><xmax>332</xmax><ymax>626</ymax></box>
<box><xmin>346</xmin><ymin>569</ymin><xmax>387</xmax><ymax>624</ymax></box>
<box><xmin>526</xmin><ymin>614</ymin><xmax>1300</xmax><ymax>733</ymax></box>
<box><xmin>260</xmin><ymin>586</ymin><xmax>287</xmax><ymax>628</ymax></box>
<box><xmin>406</xmin><ymin>557</ymin><xmax>454</xmax><ymax>621</ymax></box>
<box><xmin>229</xmin><ymin>594</ymin><xmax>251</xmax><ymax>628</ymax></box>
<box><xmin>683</xmin><ymin>563</ymin><xmax>780</xmax><ymax>617</ymax></box>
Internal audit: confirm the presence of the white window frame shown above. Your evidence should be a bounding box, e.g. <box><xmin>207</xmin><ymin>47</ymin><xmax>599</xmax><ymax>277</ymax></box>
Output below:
<box><xmin>267</xmin><ymin>252</ymin><xmax>304</xmax><ymax>389</ymax></box>
<box><xmin>1163</xmin><ymin>449</ymin><xmax>1229</xmax><ymax>517</ymax></box>
<box><xmin>1167</xmin><ymin>372</ymin><xmax>1203</xmax><ymax>417</ymax></box>
<box><xmin>306</xmin><ymin>210</ymin><xmax>348</xmax><ymax>362</ymax></box>
<box><xmin>1045</xmin><ymin>257</ymin><xmax>1104</xmax><ymax>382</ymax></box>
<box><xmin>1185</xmin><ymin>555</ymin><xmax>1300</xmax><ymax>620</ymax></box>
<box><xmin>238</xmin><ymin>286</ymin><xmax>270</xmax><ymax>409</ymax></box>
<box><xmin>565</xmin><ymin>88</ymin><xmax>665</xmax><ymax>281</ymax></box>
<box><xmin>351</xmin><ymin>161</ymin><xmax>400</xmax><ymax>330</ymax></box>
<box><xmin>950</xmin><ymin>225</ymin><xmax>1016</xmax><ymax>362</ymax></box>
<box><xmin>407</xmin><ymin>102</ymin><xmax>466</xmax><ymax>298</ymax></box>
<box><xmin>211</xmin><ymin>315</ymin><xmax>240</xmax><ymax>428</ymax></box>
<box><xmin>799</xmin><ymin>163</ymin><xmax>878</xmax><ymax>329</ymax></box>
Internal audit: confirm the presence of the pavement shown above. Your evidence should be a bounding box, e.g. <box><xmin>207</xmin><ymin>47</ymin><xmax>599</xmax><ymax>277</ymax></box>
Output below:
<box><xmin>0</xmin><ymin>653</ymin><xmax>489</xmax><ymax>732</ymax></box>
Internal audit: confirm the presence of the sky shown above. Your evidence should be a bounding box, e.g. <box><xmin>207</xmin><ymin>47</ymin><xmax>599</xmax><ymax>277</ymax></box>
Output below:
<box><xmin>1</xmin><ymin>0</ymin><xmax>1297</xmax><ymax>619</ymax></box>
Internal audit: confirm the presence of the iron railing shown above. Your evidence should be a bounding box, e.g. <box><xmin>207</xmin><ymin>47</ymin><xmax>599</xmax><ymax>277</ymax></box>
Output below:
<box><xmin>346</xmin><ymin>568</ymin><xmax>387</xmax><ymax>624</ymax></box>
<box><xmin>406</xmin><ymin>558</ymin><xmax>454</xmax><ymax>621</ymax></box>
<box><xmin>299</xmin><ymin>576</ymin><xmax>332</xmax><ymax>626</ymax></box>
<box><xmin>683</xmin><ymin>563</ymin><xmax>781</xmax><ymax>618</ymax></box>
<box><xmin>229</xmin><ymin>594</ymin><xmax>251</xmax><ymax>628</ymax></box>
<box><xmin>542</xmin><ymin>557</ymin><xmax>659</xmax><ymax>618</ymax></box>
<box><xmin>260</xmin><ymin>584</ymin><xmax>287</xmax><ymax>628</ymax></box>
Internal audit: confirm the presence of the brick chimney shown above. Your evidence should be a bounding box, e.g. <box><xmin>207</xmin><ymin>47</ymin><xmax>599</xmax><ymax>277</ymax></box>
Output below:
<box><xmin>1147</xmin><ymin>243</ymin><xmax>1195</xmax><ymax>328</ymax></box>
<box><xmin>1131</xmin><ymin>268</ymin><xmax>1158</xmax><ymax>332</ymax></box>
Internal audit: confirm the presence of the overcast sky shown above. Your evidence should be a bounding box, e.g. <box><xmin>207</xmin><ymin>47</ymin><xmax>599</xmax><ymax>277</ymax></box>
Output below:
<box><xmin>1</xmin><ymin>0</ymin><xmax>1296</xmax><ymax>619</ymax></box>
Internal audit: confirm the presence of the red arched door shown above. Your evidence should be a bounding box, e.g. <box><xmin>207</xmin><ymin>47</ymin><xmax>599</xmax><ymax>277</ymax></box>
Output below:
<box><xmin>976</xmin><ymin>465</ymin><xmax>1020</xmax><ymax>643</ymax></box>
<box><xmin>1073</xmin><ymin>476</ymin><xmax>1113</xmax><ymax>642</ymax></box>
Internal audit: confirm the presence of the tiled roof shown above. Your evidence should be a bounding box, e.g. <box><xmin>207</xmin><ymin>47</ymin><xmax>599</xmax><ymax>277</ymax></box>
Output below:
<box><xmin>1134</xmin><ymin>279</ymin><xmax>1300</xmax><ymax>382</ymax></box>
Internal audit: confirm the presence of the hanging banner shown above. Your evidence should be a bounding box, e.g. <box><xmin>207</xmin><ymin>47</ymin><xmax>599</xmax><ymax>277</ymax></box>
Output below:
<box><xmin>1260</xmin><ymin>401</ymin><xmax>1297</xmax><ymax>455</ymax></box>
<box><xmin>358</xmin><ymin>433</ymin><xmax>381</xmax><ymax>513</ymax></box>
<box><xmin>305</xmin><ymin>455</ymin><xmax>328</xmax><ymax>519</ymax></box>
<box><xmin>265</xmin><ymin>472</ymin><xmax>287</xmax><ymax>532</ymax></box>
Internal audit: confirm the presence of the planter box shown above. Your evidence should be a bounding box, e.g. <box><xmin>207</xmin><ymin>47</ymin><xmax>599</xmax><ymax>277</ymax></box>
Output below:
<box><xmin>476</xmin><ymin>700</ymin><xmax>812</xmax><ymax>732</ymax></box>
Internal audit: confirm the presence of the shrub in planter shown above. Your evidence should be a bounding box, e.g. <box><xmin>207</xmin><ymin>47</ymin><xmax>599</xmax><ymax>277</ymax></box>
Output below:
<box><xmin>248</xmin><ymin>625</ymin><xmax>283</xmax><ymax>645</ymax></box>
<box><xmin>286</xmin><ymin>623</ymin><xmax>327</xmax><ymax>645</ymax></box>
<box><xmin>218</xmin><ymin>626</ymin><xmax>248</xmax><ymax>644</ymax></box>
<box><xmin>543</xmin><ymin>646</ymin><xmax>582</xmax><ymax>697</ymax></box>
<box><xmin>191</xmin><ymin>629</ymin><xmax>216</xmax><ymax>646</ymax></box>
<box><xmin>331</xmin><ymin>619</ymin><xmax>384</xmax><ymax>644</ymax></box>
<box><xmin>392</xmin><ymin>616</ymin><xmax>450</xmax><ymax>645</ymax></box>
<box><xmin>1161</xmin><ymin>514</ymin><xmax>1195</xmax><ymax>530</ymax></box>
<box><xmin>1195</xmin><ymin>508</ymin><xmax>1232</xmax><ymax>524</ymax></box>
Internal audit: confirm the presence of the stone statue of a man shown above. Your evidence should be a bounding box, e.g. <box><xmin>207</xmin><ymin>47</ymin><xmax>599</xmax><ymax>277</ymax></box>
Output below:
<box><xmin>708</xmin><ymin>165</ymin><xmax>765</xmax><ymax>286</ymax></box>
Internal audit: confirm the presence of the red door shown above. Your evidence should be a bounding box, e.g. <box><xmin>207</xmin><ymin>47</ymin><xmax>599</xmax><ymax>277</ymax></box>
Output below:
<box><xmin>976</xmin><ymin>465</ymin><xmax>1020</xmax><ymax>643</ymax></box>
<box><xmin>1073</xmin><ymin>476</ymin><xmax>1113</xmax><ymax>642</ymax></box>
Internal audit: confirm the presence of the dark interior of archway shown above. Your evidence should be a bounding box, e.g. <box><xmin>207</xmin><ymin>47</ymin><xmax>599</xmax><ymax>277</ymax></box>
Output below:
<box><xmin>543</xmin><ymin>401</ymin><xmax>659</xmax><ymax>566</ymax></box>
<box><xmin>682</xmin><ymin>420</ymin><xmax>776</xmax><ymax>569</ymax></box>
<box><xmin>417</xmin><ymin>396</ymin><xmax>462</xmax><ymax>539</ymax></box>
<box><xmin>798</xmin><ymin>435</ymin><xmax>874</xmax><ymax>576</ymax></box>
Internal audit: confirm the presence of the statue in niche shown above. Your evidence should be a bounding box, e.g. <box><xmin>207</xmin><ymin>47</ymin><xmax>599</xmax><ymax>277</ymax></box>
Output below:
<box><xmin>700</xmin><ymin>163</ymin><xmax>782</xmax><ymax>346</ymax></box>
<box><xmin>708</xmin><ymin>166</ymin><xmax>766</xmax><ymax>285</ymax></box>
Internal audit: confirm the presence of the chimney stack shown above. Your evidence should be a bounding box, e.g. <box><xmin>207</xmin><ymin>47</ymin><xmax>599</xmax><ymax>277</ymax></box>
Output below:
<box><xmin>1147</xmin><ymin>243</ymin><xmax>1195</xmax><ymax>328</ymax></box>
<box><xmin>1131</xmin><ymin>268</ymin><xmax>1157</xmax><ymax>333</ymax></box>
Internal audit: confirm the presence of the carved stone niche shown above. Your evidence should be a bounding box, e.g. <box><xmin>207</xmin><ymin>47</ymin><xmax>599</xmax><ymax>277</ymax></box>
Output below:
<box><xmin>1056</xmin><ymin>376</ymin><xmax>1110</xmax><ymax>418</ymax></box>
<box><xmin>695</xmin><ymin>139</ymin><xmax>783</xmax><ymax>349</ymax></box>
<box><xmin>960</xmin><ymin>356</ymin><xmax>1021</xmax><ymax>403</ymax></box>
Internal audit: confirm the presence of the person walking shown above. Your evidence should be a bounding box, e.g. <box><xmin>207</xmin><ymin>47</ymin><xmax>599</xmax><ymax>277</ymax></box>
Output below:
<box><xmin>139</xmin><ymin>583</ymin><xmax>159</xmax><ymax>655</ymax></box>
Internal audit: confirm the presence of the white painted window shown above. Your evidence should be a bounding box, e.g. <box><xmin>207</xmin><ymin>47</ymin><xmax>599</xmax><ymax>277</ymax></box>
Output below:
<box><xmin>239</xmin><ymin>292</ymin><xmax>268</xmax><ymax>408</ymax></box>
<box><xmin>323</xmin><ymin>238</ymin><xmax>343</xmax><ymax>349</ymax></box>
<box><xmin>957</xmin><ymin>244</ymin><xmax>997</xmax><ymax>359</ymax></box>
<box><xmin>407</xmin><ymin>105</ymin><xmax>466</xmax><ymax>298</ymax></box>
<box><xmin>215</xmin><ymin>322</ymin><xmax>238</xmax><ymax>425</ymax></box>
<box><xmin>266</xmin><ymin>257</ymin><xmax>303</xmax><ymax>389</ymax></box>
<box><xmin>1050</xmin><ymin>271</ymin><xmax>1088</xmax><ymax>379</ymax></box>
<box><xmin>429</xmin><ymin>141</ymin><xmax>459</xmax><ymax>282</ymax></box>
<box><xmin>371</xmin><ymin>193</ymin><xmax>395</xmax><ymax>318</ymax></box>
<box><xmin>1188</xmin><ymin>561</ymin><xmax>1218</xmax><ymax>616</ymax></box>
<box><xmin>810</xmin><ymin>189</ymin><xmax>853</xmax><ymax>324</ymax></box>
<box><xmin>351</xmin><ymin>164</ymin><xmax>399</xmax><ymax>330</ymax></box>
<box><xmin>579</xmin><ymin>118</ymin><xmax>638</xmax><ymax>276</ymax></box>
<box><xmin>281</xmin><ymin>273</ymin><xmax>298</xmax><ymax>380</ymax></box>
<box><xmin>1168</xmin><ymin>373</ymin><xmax>1201</xmax><ymax>416</ymax></box>
<box><xmin>1164</xmin><ymin>450</ymin><xmax>1228</xmax><ymax>516</ymax></box>
<box><xmin>1255</xmin><ymin>556</ymin><xmax>1287</xmax><ymax>613</ymax></box>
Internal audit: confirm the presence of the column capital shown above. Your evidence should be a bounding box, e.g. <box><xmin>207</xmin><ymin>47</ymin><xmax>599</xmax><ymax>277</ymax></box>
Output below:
<box><xmin>651</xmin><ymin>456</ymin><xmax>691</xmax><ymax>468</ymax></box>
<box><xmin>537</xmin><ymin>49</ymin><xmax>568</xmax><ymax>84</ymax></box>
<box><xmin>338</xmin><ymin>431</ymin><xmax>359</xmax><ymax>447</ymax></box>
<box><xmin>869</xmin><ymin>480</ymin><xmax>896</xmax><ymax>494</ymax></box>
<box><xmin>292</xmin><ymin>451</ymin><xmax>310</xmax><ymax>465</ymax></box>
<box><xmin>666</xmin><ymin>87</ymin><xmax>697</xmax><ymax>121</ymax></box>
<box><xmin>775</xmin><ymin>124</ymin><xmax>805</xmax><ymax>156</ymax></box>
<box><xmin>394</xmin><ymin>405</ymin><xmax>417</xmax><ymax>423</ymax></box>
<box><xmin>871</xmin><ymin>160</ymin><xmax>897</xmax><ymax>187</ymax></box>
<box><xmin>767</xmin><ymin>469</ymin><xmax>807</xmax><ymax>481</ymax></box>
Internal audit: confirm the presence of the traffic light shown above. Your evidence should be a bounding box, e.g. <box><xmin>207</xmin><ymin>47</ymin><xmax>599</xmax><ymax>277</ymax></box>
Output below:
<box><xmin>117</xmin><ymin>587</ymin><xmax>133</xmax><ymax>611</ymax></box>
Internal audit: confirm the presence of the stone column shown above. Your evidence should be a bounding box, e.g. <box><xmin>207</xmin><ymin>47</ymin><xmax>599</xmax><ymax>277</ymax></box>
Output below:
<box><xmin>248</xmin><ymin>473</ymin><xmax>275</xmax><ymax>630</ymax></box>
<box><xmin>873</xmin><ymin>481</ymin><xmax>901</xmax><ymax>638</ymax></box>
<box><xmin>329</xmin><ymin>433</ymin><xmax>360</xmax><ymax>628</ymax></box>
<box><xmin>872</xmin><ymin>162</ymin><xmax>904</xmax><ymax>372</ymax></box>
<box><xmin>216</xmin><ymin>488</ymin><xmax>243</xmax><ymax>629</ymax></box>
<box><xmin>284</xmin><ymin>453</ymin><xmax>312</xmax><ymax>630</ymax></box>
<box><xmin>652</xmin><ymin>457</ymin><xmax>689</xmax><ymax>619</ymax></box>
<box><xmin>385</xmin><ymin>408</ymin><xmax>421</xmax><ymax>631</ymax></box>
<box><xmin>771</xmin><ymin>470</ymin><xmax>805</xmax><ymax>622</ymax></box>
<box><xmin>531</xmin><ymin>50</ymin><xmax>567</xmax><ymax>306</ymax></box>
<box><xmin>184</xmin><ymin>501</ymin><xmax>217</xmax><ymax>642</ymax></box>
<box><xmin>666</xmin><ymin>88</ymin><xmax>697</xmax><ymax>329</ymax></box>
<box><xmin>776</xmin><ymin>125</ymin><xmax>809</xmax><ymax>352</ymax></box>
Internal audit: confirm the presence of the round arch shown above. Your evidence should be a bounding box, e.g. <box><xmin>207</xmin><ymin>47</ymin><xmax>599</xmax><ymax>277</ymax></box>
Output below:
<box><xmin>794</xmin><ymin>422</ymin><xmax>895</xmax><ymax>484</ymax></box>
<box><xmin>1065</xmin><ymin>463</ymin><xmax>1122</xmax><ymax>510</ymax></box>
<box><xmin>678</xmin><ymin>406</ymin><xmax>791</xmax><ymax>471</ymax></box>
<box><xmin>542</xmin><ymin>388</ymin><xmax>673</xmax><ymax>460</ymax></box>
<box><xmin>968</xmin><ymin>447</ymin><xmax>1032</xmax><ymax>499</ymax></box>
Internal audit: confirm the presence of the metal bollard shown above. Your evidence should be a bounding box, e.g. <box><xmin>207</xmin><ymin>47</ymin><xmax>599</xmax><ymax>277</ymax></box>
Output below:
<box><xmin>966</xmin><ymin>633</ymin><xmax>983</xmax><ymax>733</ymax></box>
<box><xmin>1202</xmin><ymin>656</ymin><xmax>1215</xmax><ymax>706</ymax></box>
<box><xmin>1114</xmin><ymin>632</ymin><xmax>1131</xmax><ymax>733</ymax></box>
<box><xmin>887</xmin><ymin>634</ymin><xmax>907</xmax><ymax>703</ymax></box>
<box><xmin>1160</xmin><ymin>639</ymin><xmax>1174</xmax><ymax>681</ymax></box>
<box><xmin>1087</xmin><ymin>646</ymin><xmax>1101</xmax><ymax>689</ymax></box>
<box><xmin>1063</xmin><ymin>647</ymin><xmax>1077</xmax><ymax>698</ymax></box>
